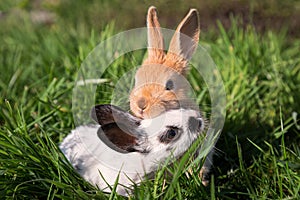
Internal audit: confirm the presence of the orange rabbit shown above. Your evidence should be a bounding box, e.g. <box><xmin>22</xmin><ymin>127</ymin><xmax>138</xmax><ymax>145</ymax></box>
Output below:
<box><xmin>130</xmin><ymin>6</ymin><xmax>200</xmax><ymax>119</ymax></box>
<box><xmin>129</xmin><ymin>7</ymin><xmax>213</xmax><ymax>186</ymax></box>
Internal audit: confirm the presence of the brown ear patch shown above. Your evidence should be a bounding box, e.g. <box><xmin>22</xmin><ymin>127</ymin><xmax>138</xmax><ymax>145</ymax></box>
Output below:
<box><xmin>91</xmin><ymin>104</ymin><xmax>141</xmax><ymax>127</ymax></box>
<box><xmin>91</xmin><ymin>104</ymin><xmax>116</xmax><ymax>125</ymax></box>
<box><xmin>98</xmin><ymin>123</ymin><xmax>138</xmax><ymax>153</ymax></box>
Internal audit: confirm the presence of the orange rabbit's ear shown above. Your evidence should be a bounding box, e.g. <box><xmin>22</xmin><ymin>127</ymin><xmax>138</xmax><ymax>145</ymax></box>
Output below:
<box><xmin>146</xmin><ymin>6</ymin><xmax>165</xmax><ymax>64</ymax></box>
<box><xmin>167</xmin><ymin>9</ymin><xmax>200</xmax><ymax>61</ymax></box>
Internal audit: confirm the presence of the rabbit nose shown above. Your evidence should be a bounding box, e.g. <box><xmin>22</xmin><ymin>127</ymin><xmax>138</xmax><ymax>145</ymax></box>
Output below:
<box><xmin>137</xmin><ymin>98</ymin><xmax>147</xmax><ymax>110</ymax></box>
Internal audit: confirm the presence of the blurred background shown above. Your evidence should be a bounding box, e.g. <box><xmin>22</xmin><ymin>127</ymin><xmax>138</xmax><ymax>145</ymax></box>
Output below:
<box><xmin>1</xmin><ymin>0</ymin><xmax>300</xmax><ymax>37</ymax></box>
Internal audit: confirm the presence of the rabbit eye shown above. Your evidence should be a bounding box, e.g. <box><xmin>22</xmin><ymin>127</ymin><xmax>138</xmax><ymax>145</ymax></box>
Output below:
<box><xmin>159</xmin><ymin>127</ymin><xmax>179</xmax><ymax>144</ymax></box>
<box><xmin>167</xmin><ymin>129</ymin><xmax>177</xmax><ymax>139</ymax></box>
<box><xmin>165</xmin><ymin>79</ymin><xmax>174</xmax><ymax>90</ymax></box>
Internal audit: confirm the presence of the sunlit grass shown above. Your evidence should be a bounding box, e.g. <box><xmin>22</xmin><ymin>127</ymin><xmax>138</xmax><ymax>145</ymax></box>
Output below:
<box><xmin>0</xmin><ymin>1</ymin><xmax>299</xmax><ymax>199</ymax></box>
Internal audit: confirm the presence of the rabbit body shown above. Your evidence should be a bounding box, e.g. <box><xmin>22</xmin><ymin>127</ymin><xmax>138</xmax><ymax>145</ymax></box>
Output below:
<box><xmin>60</xmin><ymin>106</ymin><xmax>203</xmax><ymax>195</ymax></box>
<box><xmin>60</xmin><ymin>125</ymin><xmax>142</xmax><ymax>195</ymax></box>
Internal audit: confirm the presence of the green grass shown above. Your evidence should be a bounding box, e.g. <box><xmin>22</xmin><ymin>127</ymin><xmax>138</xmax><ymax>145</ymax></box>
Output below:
<box><xmin>1</xmin><ymin>1</ymin><xmax>300</xmax><ymax>199</ymax></box>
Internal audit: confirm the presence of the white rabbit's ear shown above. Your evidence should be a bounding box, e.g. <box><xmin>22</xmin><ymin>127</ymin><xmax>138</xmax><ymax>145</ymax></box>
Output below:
<box><xmin>146</xmin><ymin>6</ymin><xmax>165</xmax><ymax>63</ymax></box>
<box><xmin>91</xmin><ymin>105</ymin><xmax>146</xmax><ymax>153</ymax></box>
<box><xmin>98</xmin><ymin>123</ymin><xmax>140</xmax><ymax>153</ymax></box>
<box><xmin>167</xmin><ymin>9</ymin><xmax>200</xmax><ymax>61</ymax></box>
<box><xmin>91</xmin><ymin>104</ymin><xmax>141</xmax><ymax>128</ymax></box>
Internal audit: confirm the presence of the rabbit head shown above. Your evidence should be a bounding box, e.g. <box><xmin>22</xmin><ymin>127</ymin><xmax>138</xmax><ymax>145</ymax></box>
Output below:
<box><xmin>91</xmin><ymin>104</ymin><xmax>204</xmax><ymax>163</ymax></box>
<box><xmin>130</xmin><ymin>6</ymin><xmax>200</xmax><ymax>119</ymax></box>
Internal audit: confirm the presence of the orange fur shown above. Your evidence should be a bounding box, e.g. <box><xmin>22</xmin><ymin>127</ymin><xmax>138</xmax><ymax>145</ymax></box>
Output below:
<box><xmin>130</xmin><ymin>7</ymin><xmax>200</xmax><ymax>119</ymax></box>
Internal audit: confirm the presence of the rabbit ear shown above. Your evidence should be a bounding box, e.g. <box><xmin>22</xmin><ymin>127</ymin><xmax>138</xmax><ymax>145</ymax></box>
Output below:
<box><xmin>91</xmin><ymin>104</ymin><xmax>145</xmax><ymax>153</ymax></box>
<box><xmin>91</xmin><ymin>104</ymin><xmax>141</xmax><ymax>128</ymax></box>
<box><xmin>146</xmin><ymin>6</ymin><xmax>165</xmax><ymax>64</ymax></box>
<box><xmin>98</xmin><ymin>123</ymin><xmax>140</xmax><ymax>153</ymax></box>
<box><xmin>167</xmin><ymin>9</ymin><xmax>200</xmax><ymax>61</ymax></box>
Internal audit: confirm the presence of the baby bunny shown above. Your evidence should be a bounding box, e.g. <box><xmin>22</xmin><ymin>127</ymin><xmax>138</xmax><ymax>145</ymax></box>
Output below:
<box><xmin>130</xmin><ymin>6</ymin><xmax>200</xmax><ymax>119</ymax></box>
<box><xmin>60</xmin><ymin>104</ymin><xmax>204</xmax><ymax>196</ymax></box>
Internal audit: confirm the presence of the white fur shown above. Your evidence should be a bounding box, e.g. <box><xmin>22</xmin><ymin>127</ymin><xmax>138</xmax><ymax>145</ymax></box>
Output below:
<box><xmin>60</xmin><ymin>108</ymin><xmax>203</xmax><ymax>195</ymax></box>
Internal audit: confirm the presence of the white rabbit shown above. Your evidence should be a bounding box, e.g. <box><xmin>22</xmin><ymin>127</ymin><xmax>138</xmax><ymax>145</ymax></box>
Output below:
<box><xmin>60</xmin><ymin>104</ymin><xmax>204</xmax><ymax>195</ymax></box>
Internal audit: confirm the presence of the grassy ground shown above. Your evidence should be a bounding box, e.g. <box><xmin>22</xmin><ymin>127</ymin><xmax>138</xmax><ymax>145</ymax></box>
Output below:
<box><xmin>0</xmin><ymin>1</ymin><xmax>300</xmax><ymax>199</ymax></box>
